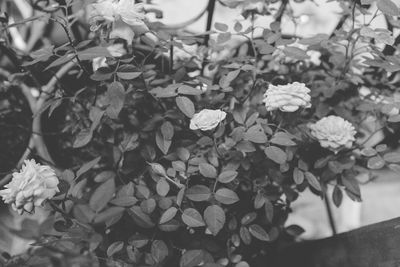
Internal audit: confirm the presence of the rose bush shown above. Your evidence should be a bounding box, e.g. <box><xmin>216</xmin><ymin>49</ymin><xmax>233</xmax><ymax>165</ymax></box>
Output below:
<box><xmin>0</xmin><ymin>0</ymin><xmax>400</xmax><ymax>266</ymax></box>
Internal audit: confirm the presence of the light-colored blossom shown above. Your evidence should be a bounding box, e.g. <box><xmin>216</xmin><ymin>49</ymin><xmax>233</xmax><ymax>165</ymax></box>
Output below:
<box><xmin>190</xmin><ymin>109</ymin><xmax>227</xmax><ymax>131</ymax></box>
<box><xmin>0</xmin><ymin>160</ymin><xmax>59</xmax><ymax>214</ymax></box>
<box><xmin>308</xmin><ymin>115</ymin><xmax>356</xmax><ymax>152</ymax></box>
<box><xmin>88</xmin><ymin>0</ymin><xmax>148</xmax><ymax>43</ymax></box>
<box><xmin>263</xmin><ymin>82</ymin><xmax>311</xmax><ymax>112</ymax></box>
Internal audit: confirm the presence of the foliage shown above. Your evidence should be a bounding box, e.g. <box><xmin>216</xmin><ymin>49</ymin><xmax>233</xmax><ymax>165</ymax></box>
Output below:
<box><xmin>1</xmin><ymin>0</ymin><xmax>400</xmax><ymax>266</ymax></box>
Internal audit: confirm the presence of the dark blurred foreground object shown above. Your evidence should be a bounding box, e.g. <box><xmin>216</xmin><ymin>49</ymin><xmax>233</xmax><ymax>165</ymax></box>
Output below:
<box><xmin>276</xmin><ymin>217</ymin><xmax>400</xmax><ymax>267</ymax></box>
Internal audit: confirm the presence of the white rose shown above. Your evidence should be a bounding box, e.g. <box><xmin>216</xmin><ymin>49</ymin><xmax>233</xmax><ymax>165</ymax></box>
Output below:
<box><xmin>88</xmin><ymin>0</ymin><xmax>148</xmax><ymax>43</ymax></box>
<box><xmin>0</xmin><ymin>160</ymin><xmax>59</xmax><ymax>214</ymax></box>
<box><xmin>308</xmin><ymin>115</ymin><xmax>356</xmax><ymax>152</ymax></box>
<box><xmin>190</xmin><ymin>109</ymin><xmax>227</xmax><ymax>131</ymax></box>
<box><xmin>263</xmin><ymin>82</ymin><xmax>312</xmax><ymax>112</ymax></box>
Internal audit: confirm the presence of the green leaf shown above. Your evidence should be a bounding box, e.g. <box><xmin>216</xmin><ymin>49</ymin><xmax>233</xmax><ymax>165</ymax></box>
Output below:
<box><xmin>214</xmin><ymin>22</ymin><xmax>229</xmax><ymax>32</ymax></box>
<box><xmin>264</xmin><ymin>146</ymin><xmax>287</xmax><ymax>164</ymax></box>
<box><xmin>151</xmin><ymin>240</ymin><xmax>168</xmax><ymax>263</ymax></box>
<box><xmin>107</xmin><ymin>241</ymin><xmax>124</xmax><ymax>257</ymax></box>
<box><xmin>217</xmin><ymin>32</ymin><xmax>231</xmax><ymax>43</ymax></box>
<box><xmin>150</xmin><ymin>85</ymin><xmax>179</xmax><ymax>98</ymax></box>
<box><xmin>204</xmin><ymin>205</ymin><xmax>225</xmax><ymax>236</ymax></box>
<box><xmin>159</xmin><ymin>207</ymin><xmax>178</xmax><ymax>224</ymax></box>
<box><xmin>178</xmin><ymin>85</ymin><xmax>203</xmax><ymax>95</ymax></box>
<box><xmin>181</xmin><ymin>208</ymin><xmax>205</xmax><ymax>227</ymax></box>
<box><xmin>304</xmin><ymin>172</ymin><xmax>321</xmax><ymax>191</ymax></box>
<box><xmin>93</xmin><ymin>207</ymin><xmax>124</xmax><ymax>224</ymax></box>
<box><xmin>218</xmin><ymin>170</ymin><xmax>238</xmax><ymax>183</ymax></box>
<box><xmin>110</xmin><ymin>196</ymin><xmax>138</xmax><ymax>207</ymax></box>
<box><xmin>77</xmin><ymin>46</ymin><xmax>111</xmax><ymax>60</ymax></box>
<box><xmin>158</xmin><ymin>219</ymin><xmax>180</xmax><ymax>232</ymax></box>
<box><xmin>186</xmin><ymin>185</ymin><xmax>211</xmax><ymax>202</ymax></box>
<box><xmin>94</xmin><ymin>171</ymin><xmax>115</xmax><ymax>183</ymax></box>
<box><xmin>215</xmin><ymin>188</ymin><xmax>239</xmax><ymax>205</ymax></box>
<box><xmin>156</xmin><ymin>178</ymin><xmax>170</xmax><ymax>197</ymax></box>
<box><xmin>332</xmin><ymin>185</ymin><xmax>343</xmax><ymax>207</ymax></box>
<box><xmin>149</xmin><ymin>162</ymin><xmax>168</xmax><ymax>177</ymax></box>
<box><xmin>383</xmin><ymin>152</ymin><xmax>400</xmax><ymax>163</ymax></box>
<box><xmin>240</xmin><ymin>226</ymin><xmax>252</xmax><ymax>245</ymax></box>
<box><xmin>249</xmin><ymin>224</ymin><xmax>269</xmax><ymax>241</ymax></box>
<box><xmin>140</xmin><ymin>198</ymin><xmax>156</xmax><ymax>214</ymax></box>
<box><xmin>388</xmin><ymin>164</ymin><xmax>400</xmax><ymax>174</ymax></box>
<box><xmin>106</xmin><ymin>81</ymin><xmax>125</xmax><ymax>119</ymax></box>
<box><xmin>377</xmin><ymin>0</ymin><xmax>399</xmax><ymax>16</ymax></box>
<box><xmin>283</xmin><ymin>46</ymin><xmax>309</xmax><ymax>60</ymax></box>
<box><xmin>270</xmin><ymin>132</ymin><xmax>296</xmax><ymax>146</ymax></box>
<box><xmin>176</xmin><ymin>96</ymin><xmax>195</xmax><ymax>118</ymax></box>
<box><xmin>116</xmin><ymin>71</ymin><xmax>142</xmax><ymax>80</ymax></box>
<box><xmin>244</xmin><ymin>125</ymin><xmax>268</xmax><ymax>143</ymax></box>
<box><xmin>161</xmin><ymin>121</ymin><xmax>174</xmax><ymax>140</ymax></box>
<box><xmin>89</xmin><ymin>178</ymin><xmax>116</xmax><ymax>212</ymax></box>
<box><xmin>199</xmin><ymin>163</ymin><xmax>218</xmax><ymax>178</ymax></box>
<box><xmin>128</xmin><ymin>206</ymin><xmax>155</xmax><ymax>228</ymax></box>
<box><xmin>241</xmin><ymin>212</ymin><xmax>257</xmax><ymax>225</ymax></box>
<box><xmin>73</xmin><ymin>129</ymin><xmax>93</xmax><ymax>148</ymax></box>
<box><xmin>180</xmin><ymin>250</ymin><xmax>206</xmax><ymax>267</ymax></box>
<box><xmin>293</xmin><ymin>167</ymin><xmax>304</xmax><ymax>184</ymax></box>
<box><xmin>367</xmin><ymin>156</ymin><xmax>385</xmax><ymax>169</ymax></box>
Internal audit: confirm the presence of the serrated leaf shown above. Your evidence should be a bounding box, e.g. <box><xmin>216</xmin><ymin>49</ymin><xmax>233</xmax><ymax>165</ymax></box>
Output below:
<box><xmin>106</xmin><ymin>81</ymin><xmax>125</xmax><ymax>119</ymax></box>
<box><xmin>215</xmin><ymin>188</ymin><xmax>239</xmax><ymax>205</ymax></box>
<box><xmin>244</xmin><ymin>125</ymin><xmax>268</xmax><ymax>143</ymax></box>
<box><xmin>180</xmin><ymin>250</ymin><xmax>205</xmax><ymax>267</ymax></box>
<box><xmin>186</xmin><ymin>185</ymin><xmax>211</xmax><ymax>202</ymax></box>
<box><xmin>159</xmin><ymin>207</ymin><xmax>178</xmax><ymax>224</ymax></box>
<box><xmin>293</xmin><ymin>167</ymin><xmax>304</xmax><ymax>184</ymax></box>
<box><xmin>110</xmin><ymin>196</ymin><xmax>138</xmax><ymax>207</ymax></box>
<box><xmin>156</xmin><ymin>178</ymin><xmax>170</xmax><ymax>197</ymax></box>
<box><xmin>116</xmin><ymin>71</ymin><xmax>142</xmax><ymax>80</ymax></box>
<box><xmin>107</xmin><ymin>241</ymin><xmax>124</xmax><ymax>257</ymax></box>
<box><xmin>377</xmin><ymin>0</ymin><xmax>399</xmax><ymax>16</ymax></box>
<box><xmin>218</xmin><ymin>170</ymin><xmax>238</xmax><ymax>183</ymax></box>
<box><xmin>128</xmin><ymin>206</ymin><xmax>155</xmax><ymax>228</ymax></box>
<box><xmin>176</xmin><ymin>96</ymin><xmax>195</xmax><ymax>118</ymax></box>
<box><xmin>93</xmin><ymin>207</ymin><xmax>124</xmax><ymax>224</ymax></box>
<box><xmin>182</xmin><ymin>208</ymin><xmax>205</xmax><ymax>227</ymax></box>
<box><xmin>332</xmin><ymin>185</ymin><xmax>343</xmax><ymax>207</ymax></box>
<box><xmin>151</xmin><ymin>240</ymin><xmax>168</xmax><ymax>263</ymax></box>
<box><xmin>241</xmin><ymin>212</ymin><xmax>257</xmax><ymax>225</ymax></box>
<box><xmin>199</xmin><ymin>163</ymin><xmax>217</xmax><ymax>178</ymax></box>
<box><xmin>215</xmin><ymin>22</ymin><xmax>228</xmax><ymax>32</ymax></box>
<box><xmin>249</xmin><ymin>224</ymin><xmax>269</xmax><ymax>241</ymax></box>
<box><xmin>178</xmin><ymin>85</ymin><xmax>203</xmax><ymax>95</ymax></box>
<box><xmin>367</xmin><ymin>156</ymin><xmax>385</xmax><ymax>169</ymax></box>
<box><xmin>89</xmin><ymin>178</ymin><xmax>116</xmax><ymax>212</ymax></box>
<box><xmin>383</xmin><ymin>152</ymin><xmax>400</xmax><ymax>163</ymax></box>
<box><xmin>204</xmin><ymin>205</ymin><xmax>225</xmax><ymax>236</ymax></box>
<box><xmin>304</xmin><ymin>172</ymin><xmax>321</xmax><ymax>191</ymax></box>
<box><xmin>265</xmin><ymin>146</ymin><xmax>287</xmax><ymax>164</ymax></box>
<box><xmin>161</xmin><ymin>121</ymin><xmax>174</xmax><ymax>140</ymax></box>
<box><xmin>73</xmin><ymin>129</ymin><xmax>93</xmax><ymax>148</ymax></box>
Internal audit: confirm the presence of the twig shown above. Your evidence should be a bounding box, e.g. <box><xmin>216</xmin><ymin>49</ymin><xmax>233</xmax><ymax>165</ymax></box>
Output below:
<box><xmin>0</xmin><ymin>61</ymin><xmax>76</xmax><ymax>187</ymax></box>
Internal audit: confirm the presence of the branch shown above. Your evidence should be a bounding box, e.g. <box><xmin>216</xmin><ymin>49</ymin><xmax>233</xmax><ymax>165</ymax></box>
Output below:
<box><xmin>0</xmin><ymin>61</ymin><xmax>76</xmax><ymax>187</ymax></box>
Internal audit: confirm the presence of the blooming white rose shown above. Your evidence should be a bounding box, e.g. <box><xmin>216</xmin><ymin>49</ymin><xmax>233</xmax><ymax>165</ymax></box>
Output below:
<box><xmin>0</xmin><ymin>160</ymin><xmax>59</xmax><ymax>214</ymax></box>
<box><xmin>308</xmin><ymin>115</ymin><xmax>356</xmax><ymax>152</ymax></box>
<box><xmin>263</xmin><ymin>82</ymin><xmax>311</xmax><ymax>112</ymax></box>
<box><xmin>190</xmin><ymin>109</ymin><xmax>227</xmax><ymax>131</ymax></box>
<box><xmin>88</xmin><ymin>0</ymin><xmax>148</xmax><ymax>43</ymax></box>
